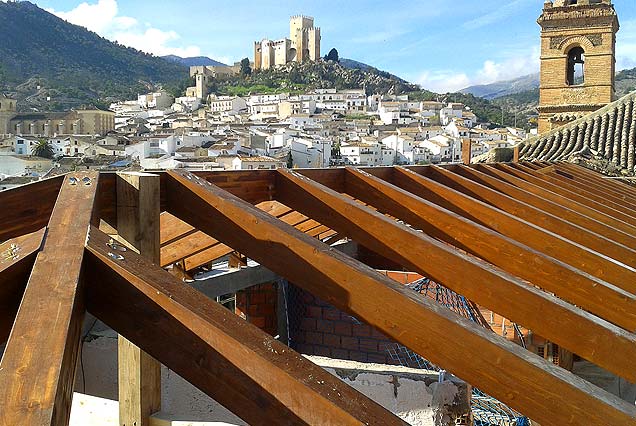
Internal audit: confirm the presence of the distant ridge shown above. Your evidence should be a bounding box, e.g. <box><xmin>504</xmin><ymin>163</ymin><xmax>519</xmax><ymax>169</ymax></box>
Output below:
<box><xmin>460</xmin><ymin>73</ymin><xmax>540</xmax><ymax>100</ymax></box>
<box><xmin>163</xmin><ymin>55</ymin><xmax>228</xmax><ymax>67</ymax></box>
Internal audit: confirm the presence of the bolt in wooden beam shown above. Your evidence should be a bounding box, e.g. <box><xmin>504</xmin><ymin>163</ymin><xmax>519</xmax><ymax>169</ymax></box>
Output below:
<box><xmin>0</xmin><ymin>172</ymin><xmax>98</xmax><ymax>426</ymax></box>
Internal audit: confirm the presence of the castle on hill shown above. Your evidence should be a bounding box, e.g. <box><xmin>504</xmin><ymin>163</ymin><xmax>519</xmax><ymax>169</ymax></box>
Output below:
<box><xmin>253</xmin><ymin>15</ymin><xmax>321</xmax><ymax>71</ymax></box>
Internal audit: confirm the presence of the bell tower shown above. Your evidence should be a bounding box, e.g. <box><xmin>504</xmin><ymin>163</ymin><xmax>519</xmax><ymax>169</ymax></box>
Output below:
<box><xmin>537</xmin><ymin>0</ymin><xmax>619</xmax><ymax>134</ymax></box>
<box><xmin>0</xmin><ymin>94</ymin><xmax>17</xmax><ymax>135</ymax></box>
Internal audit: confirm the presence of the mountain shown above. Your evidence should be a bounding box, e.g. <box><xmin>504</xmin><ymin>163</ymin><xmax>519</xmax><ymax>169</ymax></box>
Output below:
<box><xmin>491</xmin><ymin>67</ymin><xmax>636</xmax><ymax>123</ymax></box>
<box><xmin>0</xmin><ymin>1</ymin><xmax>189</xmax><ymax>111</ymax></box>
<box><xmin>460</xmin><ymin>74</ymin><xmax>540</xmax><ymax>100</ymax></box>
<box><xmin>163</xmin><ymin>55</ymin><xmax>228</xmax><ymax>67</ymax></box>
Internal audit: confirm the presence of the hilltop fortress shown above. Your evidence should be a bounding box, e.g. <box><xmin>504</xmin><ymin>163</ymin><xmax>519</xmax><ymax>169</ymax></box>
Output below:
<box><xmin>254</xmin><ymin>15</ymin><xmax>321</xmax><ymax>70</ymax></box>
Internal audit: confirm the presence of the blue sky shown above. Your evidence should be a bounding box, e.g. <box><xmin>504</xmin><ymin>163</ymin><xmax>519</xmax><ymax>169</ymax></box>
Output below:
<box><xmin>29</xmin><ymin>0</ymin><xmax>636</xmax><ymax>92</ymax></box>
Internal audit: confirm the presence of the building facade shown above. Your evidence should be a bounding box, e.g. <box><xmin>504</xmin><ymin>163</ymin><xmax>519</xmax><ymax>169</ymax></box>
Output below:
<box><xmin>254</xmin><ymin>15</ymin><xmax>321</xmax><ymax>70</ymax></box>
<box><xmin>537</xmin><ymin>0</ymin><xmax>619</xmax><ymax>133</ymax></box>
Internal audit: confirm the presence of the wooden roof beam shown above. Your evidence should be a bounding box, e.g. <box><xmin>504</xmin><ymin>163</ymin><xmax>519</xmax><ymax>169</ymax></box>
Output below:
<box><xmin>492</xmin><ymin>163</ymin><xmax>636</xmax><ymax>234</ymax></box>
<box><xmin>337</xmin><ymin>167</ymin><xmax>636</xmax><ymax>331</ymax></box>
<box><xmin>0</xmin><ymin>228</ymin><xmax>46</xmax><ymax>343</ymax></box>
<box><xmin>431</xmin><ymin>165</ymin><xmax>636</xmax><ymax>268</ymax></box>
<box><xmin>387</xmin><ymin>167</ymin><xmax>636</xmax><ymax>295</ymax></box>
<box><xmin>557</xmin><ymin>162</ymin><xmax>636</xmax><ymax>198</ymax></box>
<box><xmin>273</xmin><ymin>168</ymin><xmax>636</xmax><ymax>382</ymax></box>
<box><xmin>164</xmin><ymin>169</ymin><xmax>636</xmax><ymax>426</ymax></box>
<box><xmin>0</xmin><ymin>176</ymin><xmax>63</xmax><ymax>242</ymax></box>
<box><xmin>84</xmin><ymin>226</ymin><xmax>407</xmax><ymax>426</ymax></box>
<box><xmin>0</xmin><ymin>172</ymin><xmax>98</xmax><ymax>426</ymax></box>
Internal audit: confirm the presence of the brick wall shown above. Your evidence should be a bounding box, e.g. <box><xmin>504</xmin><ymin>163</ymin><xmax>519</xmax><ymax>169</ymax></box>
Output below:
<box><xmin>288</xmin><ymin>286</ymin><xmax>399</xmax><ymax>364</ymax></box>
<box><xmin>235</xmin><ymin>282</ymin><xmax>278</xmax><ymax>336</ymax></box>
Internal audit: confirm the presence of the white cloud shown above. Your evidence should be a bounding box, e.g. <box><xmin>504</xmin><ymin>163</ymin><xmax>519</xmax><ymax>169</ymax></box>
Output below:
<box><xmin>416</xmin><ymin>46</ymin><xmax>540</xmax><ymax>93</ymax></box>
<box><xmin>46</xmin><ymin>0</ymin><xmax>206</xmax><ymax>58</ymax></box>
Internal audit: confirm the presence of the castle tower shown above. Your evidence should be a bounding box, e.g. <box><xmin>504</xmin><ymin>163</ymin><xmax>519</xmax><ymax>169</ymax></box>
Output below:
<box><xmin>537</xmin><ymin>0</ymin><xmax>619</xmax><ymax>134</ymax></box>
<box><xmin>254</xmin><ymin>41</ymin><xmax>263</xmax><ymax>71</ymax></box>
<box><xmin>0</xmin><ymin>94</ymin><xmax>17</xmax><ymax>135</ymax></box>
<box><xmin>290</xmin><ymin>15</ymin><xmax>315</xmax><ymax>62</ymax></box>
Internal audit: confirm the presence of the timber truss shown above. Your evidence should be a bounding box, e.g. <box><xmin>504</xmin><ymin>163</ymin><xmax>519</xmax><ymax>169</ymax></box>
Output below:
<box><xmin>1</xmin><ymin>162</ymin><xmax>636</xmax><ymax>425</ymax></box>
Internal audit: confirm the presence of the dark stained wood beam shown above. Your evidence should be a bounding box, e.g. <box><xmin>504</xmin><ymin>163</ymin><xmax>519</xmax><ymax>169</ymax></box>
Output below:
<box><xmin>0</xmin><ymin>176</ymin><xmax>63</xmax><ymax>242</ymax></box>
<box><xmin>335</xmin><ymin>167</ymin><xmax>636</xmax><ymax>331</ymax></box>
<box><xmin>164</xmin><ymin>169</ymin><xmax>636</xmax><ymax>426</ymax></box>
<box><xmin>0</xmin><ymin>172</ymin><xmax>98</xmax><ymax>426</ymax></box>
<box><xmin>273</xmin><ymin>168</ymin><xmax>636</xmax><ymax>381</ymax></box>
<box><xmin>386</xmin><ymin>167</ymin><xmax>636</xmax><ymax>296</ymax></box>
<box><xmin>428</xmin><ymin>165</ymin><xmax>636</xmax><ymax>268</ymax></box>
<box><xmin>83</xmin><ymin>226</ymin><xmax>407</xmax><ymax>426</ymax></box>
<box><xmin>0</xmin><ymin>229</ymin><xmax>46</xmax><ymax>343</ymax></box>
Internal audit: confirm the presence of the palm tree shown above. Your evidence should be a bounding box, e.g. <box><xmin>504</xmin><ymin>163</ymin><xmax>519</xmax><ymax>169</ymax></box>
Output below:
<box><xmin>31</xmin><ymin>139</ymin><xmax>54</xmax><ymax>159</ymax></box>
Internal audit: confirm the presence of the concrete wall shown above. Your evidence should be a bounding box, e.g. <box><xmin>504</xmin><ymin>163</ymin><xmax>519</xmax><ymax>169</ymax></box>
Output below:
<box><xmin>307</xmin><ymin>356</ymin><xmax>471</xmax><ymax>425</ymax></box>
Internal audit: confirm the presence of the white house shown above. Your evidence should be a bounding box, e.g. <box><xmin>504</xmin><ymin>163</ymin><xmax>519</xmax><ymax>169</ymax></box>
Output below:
<box><xmin>208</xmin><ymin>96</ymin><xmax>248</xmax><ymax>114</ymax></box>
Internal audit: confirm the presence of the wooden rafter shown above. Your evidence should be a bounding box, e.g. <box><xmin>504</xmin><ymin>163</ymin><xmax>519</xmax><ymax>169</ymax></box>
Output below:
<box><xmin>303</xmin><ymin>167</ymin><xmax>636</xmax><ymax>331</ymax></box>
<box><xmin>0</xmin><ymin>176</ymin><xmax>63</xmax><ymax>242</ymax></box>
<box><xmin>164</xmin><ymin>169</ymin><xmax>636</xmax><ymax>425</ymax></box>
<box><xmin>83</xmin><ymin>226</ymin><xmax>408</xmax><ymax>426</ymax></box>
<box><xmin>273</xmin><ymin>168</ymin><xmax>636</xmax><ymax>381</ymax></box>
<box><xmin>0</xmin><ymin>228</ymin><xmax>46</xmax><ymax>343</ymax></box>
<box><xmin>398</xmin><ymin>166</ymin><xmax>636</xmax><ymax>289</ymax></box>
<box><xmin>444</xmin><ymin>165</ymin><xmax>636</xmax><ymax>266</ymax></box>
<box><xmin>480</xmin><ymin>163</ymin><xmax>636</xmax><ymax>236</ymax></box>
<box><xmin>0</xmin><ymin>172</ymin><xmax>99</xmax><ymax>426</ymax></box>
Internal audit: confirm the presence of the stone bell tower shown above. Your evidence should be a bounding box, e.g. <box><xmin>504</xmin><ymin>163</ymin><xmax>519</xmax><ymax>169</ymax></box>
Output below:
<box><xmin>0</xmin><ymin>94</ymin><xmax>17</xmax><ymax>135</ymax></box>
<box><xmin>537</xmin><ymin>0</ymin><xmax>619</xmax><ymax>134</ymax></box>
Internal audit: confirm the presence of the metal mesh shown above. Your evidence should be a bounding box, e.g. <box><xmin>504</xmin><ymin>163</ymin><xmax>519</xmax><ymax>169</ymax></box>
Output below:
<box><xmin>388</xmin><ymin>277</ymin><xmax>530</xmax><ymax>426</ymax></box>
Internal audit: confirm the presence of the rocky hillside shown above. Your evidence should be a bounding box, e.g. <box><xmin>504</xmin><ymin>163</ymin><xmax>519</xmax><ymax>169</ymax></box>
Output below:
<box><xmin>0</xmin><ymin>1</ymin><xmax>189</xmax><ymax>111</ymax></box>
<box><xmin>215</xmin><ymin>60</ymin><xmax>419</xmax><ymax>97</ymax></box>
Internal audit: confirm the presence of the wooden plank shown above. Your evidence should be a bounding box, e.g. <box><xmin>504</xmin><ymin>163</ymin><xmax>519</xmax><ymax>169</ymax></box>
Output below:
<box><xmin>0</xmin><ymin>229</ymin><xmax>45</xmax><ymax>343</ymax></box>
<box><xmin>273</xmin><ymin>168</ymin><xmax>636</xmax><ymax>381</ymax></box>
<box><xmin>0</xmin><ymin>175</ymin><xmax>63</xmax><ymax>242</ymax></box>
<box><xmin>116</xmin><ymin>172</ymin><xmax>161</xmax><ymax>426</ymax></box>
<box><xmin>430</xmin><ymin>165</ymin><xmax>636</xmax><ymax>268</ymax></box>
<box><xmin>493</xmin><ymin>163</ymin><xmax>636</xmax><ymax>236</ymax></box>
<box><xmin>0</xmin><ymin>172</ymin><xmax>98</xmax><ymax>426</ymax></box>
<box><xmin>164</xmin><ymin>169</ymin><xmax>636</xmax><ymax>426</ymax></box>
<box><xmin>336</xmin><ymin>168</ymin><xmax>636</xmax><ymax>331</ymax></box>
<box><xmin>84</xmin><ymin>226</ymin><xmax>408</xmax><ymax>426</ymax></box>
<box><xmin>161</xmin><ymin>231</ymin><xmax>219</xmax><ymax>267</ymax></box>
<box><xmin>183</xmin><ymin>243</ymin><xmax>233</xmax><ymax>271</ymax></box>
<box><xmin>389</xmin><ymin>167</ymin><xmax>636</xmax><ymax>295</ymax></box>
<box><xmin>160</xmin><ymin>212</ymin><xmax>195</xmax><ymax>246</ymax></box>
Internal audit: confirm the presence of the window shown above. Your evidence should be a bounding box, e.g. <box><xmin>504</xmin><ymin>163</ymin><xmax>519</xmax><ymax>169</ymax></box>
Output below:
<box><xmin>567</xmin><ymin>47</ymin><xmax>585</xmax><ymax>85</ymax></box>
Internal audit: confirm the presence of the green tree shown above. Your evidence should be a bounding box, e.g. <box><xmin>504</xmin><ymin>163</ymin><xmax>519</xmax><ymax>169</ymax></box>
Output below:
<box><xmin>324</xmin><ymin>48</ymin><xmax>339</xmax><ymax>63</ymax></box>
<box><xmin>286</xmin><ymin>151</ymin><xmax>293</xmax><ymax>168</ymax></box>
<box><xmin>31</xmin><ymin>139</ymin><xmax>54</xmax><ymax>159</ymax></box>
<box><xmin>239</xmin><ymin>58</ymin><xmax>252</xmax><ymax>77</ymax></box>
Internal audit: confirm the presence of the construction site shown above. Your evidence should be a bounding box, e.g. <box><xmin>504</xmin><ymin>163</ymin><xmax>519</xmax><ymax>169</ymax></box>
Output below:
<box><xmin>2</xmin><ymin>0</ymin><xmax>636</xmax><ymax>425</ymax></box>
